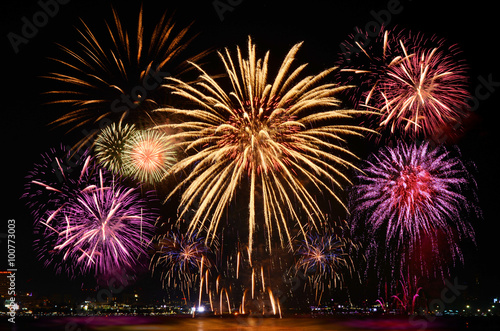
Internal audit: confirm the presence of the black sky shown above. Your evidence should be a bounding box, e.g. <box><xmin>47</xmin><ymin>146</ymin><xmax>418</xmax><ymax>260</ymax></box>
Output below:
<box><xmin>2</xmin><ymin>0</ymin><xmax>500</xmax><ymax>303</ymax></box>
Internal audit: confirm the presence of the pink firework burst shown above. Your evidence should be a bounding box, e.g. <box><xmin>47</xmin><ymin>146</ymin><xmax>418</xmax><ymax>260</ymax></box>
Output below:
<box><xmin>51</xmin><ymin>171</ymin><xmax>157</xmax><ymax>276</ymax></box>
<box><xmin>26</xmin><ymin>150</ymin><xmax>158</xmax><ymax>280</ymax></box>
<box><xmin>377</xmin><ymin>38</ymin><xmax>470</xmax><ymax>139</ymax></box>
<box><xmin>351</xmin><ymin>142</ymin><xmax>478</xmax><ymax>279</ymax></box>
<box><xmin>338</xmin><ymin>28</ymin><xmax>470</xmax><ymax>141</ymax></box>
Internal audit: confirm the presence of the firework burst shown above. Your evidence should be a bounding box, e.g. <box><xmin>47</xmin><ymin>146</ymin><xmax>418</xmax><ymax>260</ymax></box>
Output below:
<box><xmin>94</xmin><ymin>120</ymin><xmax>138</xmax><ymax>174</ymax></box>
<box><xmin>377</xmin><ymin>36</ymin><xmax>470</xmax><ymax>139</ymax></box>
<box><xmin>44</xmin><ymin>4</ymin><xmax>208</xmax><ymax>144</ymax></box>
<box><xmin>338</xmin><ymin>28</ymin><xmax>470</xmax><ymax>140</ymax></box>
<box><xmin>351</xmin><ymin>142</ymin><xmax>477</xmax><ymax>279</ymax></box>
<box><xmin>122</xmin><ymin>129</ymin><xmax>176</xmax><ymax>184</ymax></box>
<box><xmin>155</xmin><ymin>37</ymin><xmax>371</xmax><ymax>257</ymax></box>
<box><xmin>43</xmin><ymin>170</ymin><xmax>157</xmax><ymax>278</ymax></box>
<box><xmin>150</xmin><ymin>229</ymin><xmax>213</xmax><ymax>298</ymax></box>
<box><xmin>24</xmin><ymin>147</ymin><xmax>158</xmax><ymax>280</ymax></box>
<box><xmin>294</xmin><ymin>220</ymin><xmax>357</xmax><ymax>303</ymax></box>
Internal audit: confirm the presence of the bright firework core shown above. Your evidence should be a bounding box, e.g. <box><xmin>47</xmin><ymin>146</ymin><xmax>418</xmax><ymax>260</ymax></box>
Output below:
<box><xmin>220</xmin><ymin>98</ymin><xmax>299</xmax><ymax>173</ymax></box>
<box><xmin>131</xmin><ymin>139</ymin><xmax>164</xmax><ymax>171</ymax></box>
<box><xmin>391</xmin><ymin>165</ymin><xmax>434</xmax><ymax>214</ymax></box>
<box><xmin>123</xmin><ymin>130</ymin><xmax>176</xmax><ymax>183</ymax></box>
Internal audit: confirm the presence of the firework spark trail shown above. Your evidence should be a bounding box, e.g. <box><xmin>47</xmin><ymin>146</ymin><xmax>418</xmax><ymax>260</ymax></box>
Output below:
<box><xmin>155</xmin><ymin>37</ymin><xmax>372</xmax><ymax>258</ymax></box>
<box><xmin>338</xmin><ymin>28</ymin><xmax>470</xmax><ymax>140</ymax></box>
<box><xmin>391</xmin><ymin>271</ymin><xmax>423</xmax><ymax>315</ymax></box>
<box><xmin>337</xmin><ymin>27</ymin><xmax>408</xmax><ymax>110</ymax></box>
<box><xmin>23</xmin><ymin>145</ymin><xmax>92</xmax><ymax>224</ymax></box>
<box><xmin>351</xmin><ymin>142</ymin><xmax>477</xmax><ymax>279</ymax></box>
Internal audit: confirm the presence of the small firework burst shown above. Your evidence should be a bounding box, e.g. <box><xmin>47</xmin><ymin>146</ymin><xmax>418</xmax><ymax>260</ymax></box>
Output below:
<box><xmin>351</xmin><ymin>142</ymin><xmax>477</xmax><ymax>279</ymax></box>
<box><xmin>294</xmin><ymin>220</ymin><xmax>357</xmax><ymax>303</ymax></box>
<box><xmin>150</xmin><ymin>230</ymin><xmax>213</xmax><ymax>297</ymax></box>
<box><xmin>155</xmin><ymin>37</ymin><xmax>372</xmax><ymax>257</ymax></box>
<box><xmin>122</xmin><ymin>129</ymin><xmax>176</xmax><ymax>184</ymax></box>
<box><xmin>94</xmin><ymin>121</ymin><xmax>137</xmax><ymax>174</ymax></box>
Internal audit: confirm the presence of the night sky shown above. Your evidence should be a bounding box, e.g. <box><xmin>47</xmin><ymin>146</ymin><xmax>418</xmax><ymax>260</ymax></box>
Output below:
<box><xmin>2</xmin><ymin>0</ymin><xmax>500</xmax><ymax>306</ymax></box>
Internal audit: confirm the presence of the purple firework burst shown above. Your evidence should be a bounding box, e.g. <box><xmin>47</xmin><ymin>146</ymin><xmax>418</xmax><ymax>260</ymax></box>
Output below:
<box><xmin>351</xmin><ymin>142</ymin><xmax>478</xmax><ymax>279</ymax></box>
<box><xmin>25</xmin><ymin>147</ymin><xmax>158</xmax><ymax>281</ymax></box>
<box><xmin>52</xmin><ymin>171</ymin><xmax>157</xmax><ymax>276</ymax></box>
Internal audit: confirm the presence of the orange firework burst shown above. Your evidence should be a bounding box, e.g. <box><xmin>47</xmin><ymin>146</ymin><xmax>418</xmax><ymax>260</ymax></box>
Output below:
<box><xmin>122</xmin><ymin>130</ymin><xmax>176</xmax><ymax>184</ymax></box>
<box><xmin>155</xmin><ymin>37</ymin><xmax>372</xmax><ymax>257</ymax></box>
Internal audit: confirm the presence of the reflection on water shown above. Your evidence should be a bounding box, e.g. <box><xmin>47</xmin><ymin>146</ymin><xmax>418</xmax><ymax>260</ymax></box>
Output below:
<box><xmin>8</xmin><ymin>315</ymin><xmax>500</xmax><ymax>331</ymax></box>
